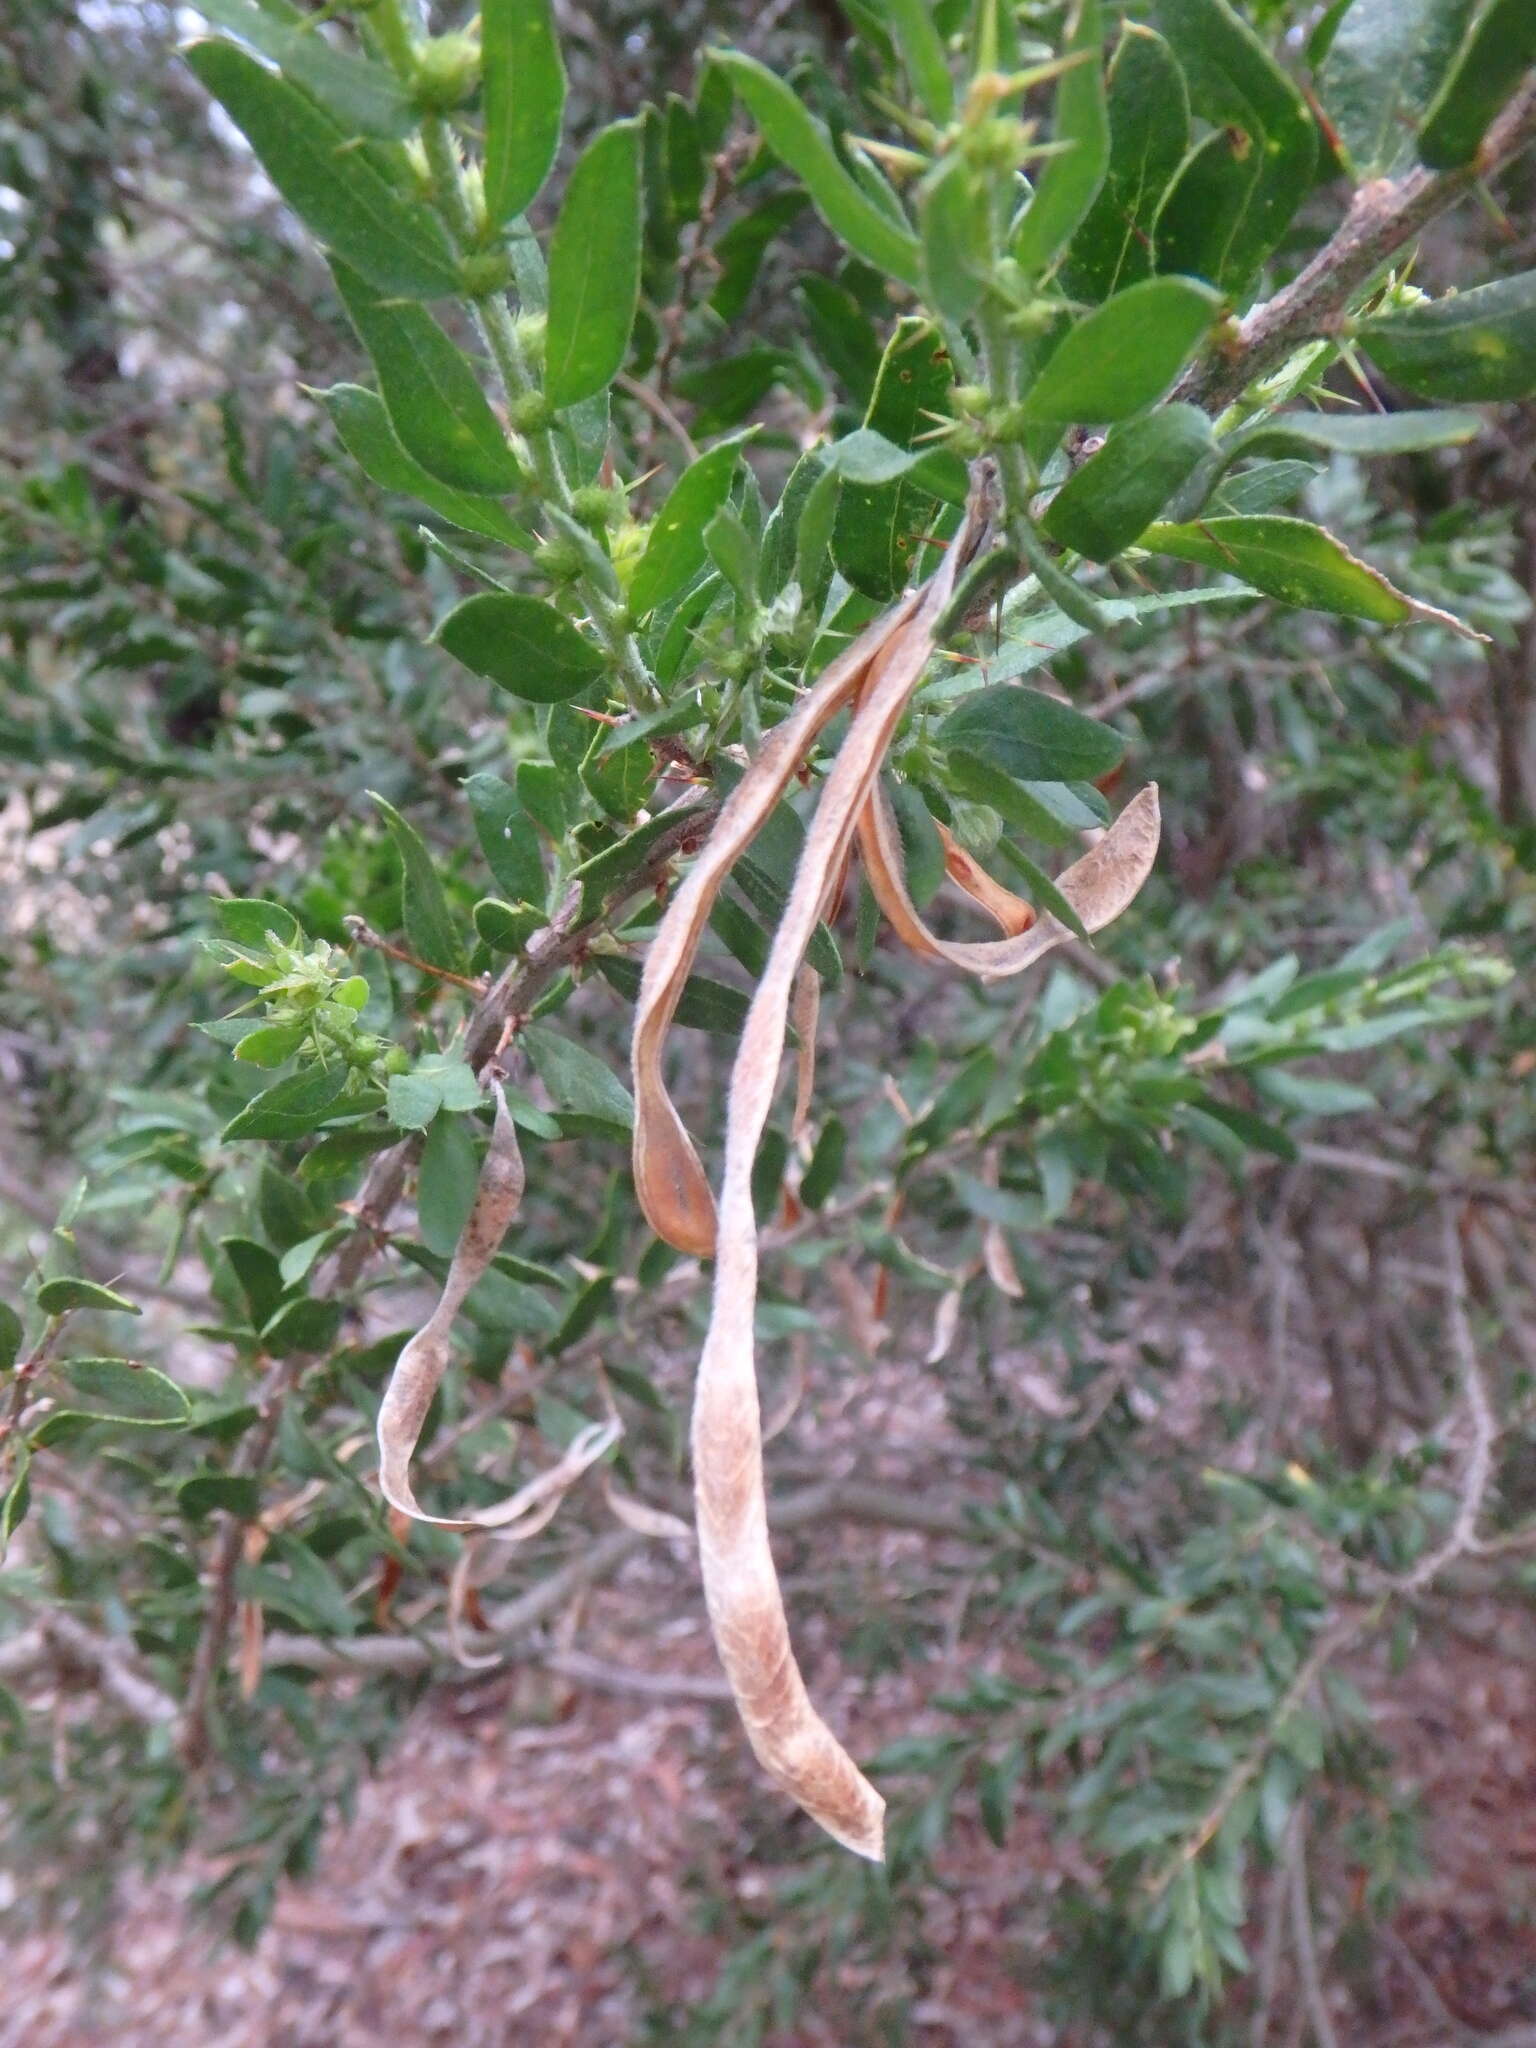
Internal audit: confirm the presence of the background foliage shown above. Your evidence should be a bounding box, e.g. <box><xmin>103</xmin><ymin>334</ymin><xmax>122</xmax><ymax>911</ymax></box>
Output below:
<box><xmin>3</xmin><ymin>0</ymin><xmax>1536</xmax><ymax>2039</ymax></box>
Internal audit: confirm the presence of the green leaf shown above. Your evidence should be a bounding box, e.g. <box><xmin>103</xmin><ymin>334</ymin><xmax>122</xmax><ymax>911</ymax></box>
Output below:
<box><xmin>1148</xmin><ymin>0</ymin><xmax>1317</xmax><ymax>298</ymax></box>
<box><xmin>482</xmin><ymin>0</ymin><xmax>565</xmax><ymax>224</ymax></box>
<box><xmin>464</xmin><ymin>772</ymin><xmax>546</xmax><ymax>902</ymax></box>
<box><xmin>435</xmin><ymin>591</ymin><xmax>608</xmax><ymax>703</ymax></box>
<box><xmin>332</xmin><ymin>264</ymin><xmax>524</xmax><ymax>494</ymax></box>
<box><xmin>474</xmin><ymin>898</ymin><xmax>542</xmax><ymax>952</ymax></box>
<box><xmin>1418</xmin><ymin>0</ymin><xmax>1536</xmax><ymax>168</ymax></box>
<box><xmin>260</xmin><ymin>1296</ymin><xmax>345</xmax><ymax>1356</ymax></box>
<box><xmin>1062</xmin><ymin>23</ymin><xmax>1189</xmax><ymax>301</ymax></box>
<box><xmin>1012</xmin><ymin>0</ymin><xmax>1109</xmax><ymax>278</ymax></box>
<box><xmin>889</xmin><ymin>781</ymin><xmax>946</xmax><ymax>906</ymax></box>
<box><xmin>184</xmin><ymin>41</ymin><xmax>459</xmax><ymax>297</ymax></box>
<box><xmin>880</xmin><ymin>0</ymin><xmax>954</xmax><ymax>121</ymax></box>
<box><xmin>570</xmin><ymin>808</ymin><xmax>689</xmax><ymax>921</ymax></box>
<box><xmin>32</xmin><ymin>1358</ymin><xmax>191</xmax><ymax>1445</ymax></box>
<box><xmin>1232</xmin><ymin>407</ymin><xmax>1483</xmax><ymax>458</ymax></box>
<box><xmin>318</xmin><ymin>385</ymin><xmax>533</xmax><ymax>547</ymax></box>
<box><xmin>369</xmin><ymin>793</ymin><xmax>466</xmax><ymax>975</ymax></box>
<box><xmin>629</xmin><ymin>436</ymin><xmax>750</xmax><ymax>617</ymax></box>
<box><xmin>0</xmin><ymin>1303</ymin><xmax>21</xmax><ymax>1374</ymax></box>
<box><xmin>222</xmin><ymin>1237</ymin><xmax>285</xmax><ymax>1329</ymax></box>
<box><xmin>1020</xmin><ymin>277</ymin><xmax>1221</xmax><ymax>424</ymax></box>
<box><xmin>800</xmin><ymin>1115</ymin><xmax>846</xmax><ymax>1209</ymax></box>
<box><xmin>178</xmin><ymin>1472</ymin><xmax>262</xmax><ymax>1520</ymax></box>
<box><xmin>222</xmin><ymin>1063</ymin><xmax>353</xmax><ymax>1141</ymax></box>
<box><xmin>710</xmin><ymin>49</ymin><xmax>922</xmax><ymax>287</ymax></box>
<box><xmin>1043</xmin><ymin>405</ymin><xmax>1214</xmax><ymax>560</ymax></box>
<box><xmin>948</xmin><ymin>751</ymin><xmax>1092</xmax><ymax>848</ymax></box>
<box><xmin>834</xmin><ymin>318</ymin><xmax>959</xmax><ymax>600</ymax></box>
<box><xmin>34</xmin><ymin>1278</ymin><xmax>141</xmax><ymax>1318</ymax></box>
<box><xmin>521</xmin><ymin>1024</ymin><xmax>635</xmax><ymax>1132</ymax></box>
<box><xmin>918</xmin><ymin>154</ymin><xmax>991</xmax><ymax>325</ymax></box>
<box><xmin>938</xmin><ymin>687</ymin><xmax>1126</xmax><ymax>783</ymax></box>
<box><xmin>386</xmin><ymin>1071</ymin><xmax>442</xmax><ymax>1131</ymax></box>
<box><xmin>1141</xmin><ymin>514</ymin><xmax>1447</xmax><ymax>624</ymax></box>
<box><xmin>213</xmin><ymin>897</ymin><xmax>301</xmax><ymax>949</ymax></box>
<box><xmin>992</xmin><ymin>837</ymin><xmax>1090</xmax><ymax>940</ymax></box>
<box><xmin>233</xmin><ymin>1023</ymin><xmax>309</xmax><ymax>1068</ymax></box>
<box><xmin>581</xmin><ymin>723</ymin><xmax>654</xmax><ymax>823</ymax></box>
<box><xmin>192</xmin><ymin>0</ymin><xmax>414</xmax><ymax>134</ymax></box>
<box><xmin>594</xmin><ymin>952</ymin><xmax>750</xmax><ymax>1034</ymax></box>
<box><xmin>1</xmin><ymin>1449</ymin><xmax>32</xmax><ymax>1555</ymax></box>
<box><xmin>545</xmin><ymin>118</ymin><xmax>643</xmax><ymax>410</ymax></box>
<box><xmin>418</xmin><ymin>1110</ymin><xmax>482</xmax><ymax>1257</ymax></box>
<box><xmin>1320</xmin><ymin>0</ymin><xmax>1476</xmax><ymax>176</ymax></box>
<box><xmin>1356</xmin><ymin>271</ymin><xmax>1536</xmax><ymax>401</ymax></box>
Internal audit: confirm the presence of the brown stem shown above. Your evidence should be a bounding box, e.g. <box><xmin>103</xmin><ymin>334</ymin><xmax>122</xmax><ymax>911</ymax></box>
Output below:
<box><xmin>1178</xmin><ymin>78</ymin><xmax>1536</xmax><ymax>416</ymax></box>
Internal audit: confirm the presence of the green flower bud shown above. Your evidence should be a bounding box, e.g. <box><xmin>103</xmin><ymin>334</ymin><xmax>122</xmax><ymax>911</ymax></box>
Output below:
<box><xmin>459</xmin><ymin>248</ymin><xmax>512</xmax><ymax>299</ymax></box>
<box><xmin>508</xmin><ymin>390</ymin><xmax>555</xmax><ymax>434</ymax></box>
<box><xmin>534</xmin><ymin>536</ymin><xmax>585</xmax><ymax>583</ymax></box>
<box><xmin>412</xmin><ymin>33</ymin><xmax>481</xmax><ymax>114</ymax></box>
<box><xmin>569</xmin><ymin>483</ymin><xmax>628</xmax><ymax>529</ymax></box>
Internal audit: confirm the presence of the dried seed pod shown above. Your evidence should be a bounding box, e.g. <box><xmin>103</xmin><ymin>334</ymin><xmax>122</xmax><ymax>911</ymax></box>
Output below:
<box><xmin>859</xmin><ymin>778</ymin><xmax>1161</xmax><ymax>981</ymax></box>
<box><xmin>376</xmin><ymin>1085</ymin><xmax>620</xmax><ymax>1535</ymax></box>
<box><xmin>631</xmin><ymin>592</ymin><xmax>923</xmax><ymax>1256</ymax></box>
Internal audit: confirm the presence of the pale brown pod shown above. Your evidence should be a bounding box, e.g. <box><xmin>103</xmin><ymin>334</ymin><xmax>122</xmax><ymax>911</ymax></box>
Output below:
<box><xmin>630</xmin><ymin>591</ymin><xmax>923</xmax><ymax>1255</ymax></box>
<box><xmin>375</xmin><ymin>1084</ymin><xmax>621</xmax><ymax>1536</ymax></box>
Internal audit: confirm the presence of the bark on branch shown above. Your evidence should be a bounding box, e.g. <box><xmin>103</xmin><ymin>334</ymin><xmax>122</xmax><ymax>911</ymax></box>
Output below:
<box><xmin>1178</xmin><ymin>78</ymin><xmax>1536</xmax><ymax>417</ymax></box>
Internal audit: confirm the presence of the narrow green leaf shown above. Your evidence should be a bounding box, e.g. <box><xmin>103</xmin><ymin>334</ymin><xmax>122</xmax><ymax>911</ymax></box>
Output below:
<box><xmin>482</xmin><ymin>0</ymin><xmax>566</xmax><ymax>224</ymax></box>
<box><xmin>594</xmin><ymin>953</ymin><xmax>750</xmax><ymax>1034</ymax></box>
<box><xmin>332</xmin><ymin>266</ymin><xmax>525</xmax><ymax>493</ymax></box>
<box><xmin>1012</xmin><ymin>0</ymin><xmax>1109</xmax><ymax>278</ymax></box>
<box><xmin>318</xmin><ymin>385</ymin><xmax>533</xmax><ymax>547</ymax></box>
<box><xmin>435</xmin><ymin>592</ymin><xmax>608</xmax><ymax>703</ymax></box>
<box><xmin>1231</xmin><ymin>408</ymin><xmax>1483</xmax><ymax>458</ymax></box>
<box><xmin>1419</xmin><ymin>0</ymin><xmax>1536</xmax><ymax>168</ymax></box>
<box><xmin>1021</xmin><ymin>277</ymin><xmax>1221</xmax><ymax>424</ymax></box>
<box><xmin>179</xmin><ymin>1472</ymin><xmax>262</xmax><ymax>1519</ymax></box>
<box><xmin>710</xmin><ymin>49</ymin><xmax>922</xmax><ymax>286</ymax></box>
<box><xmin>1062</xmin><ymin>23</ymin><xmax>1189</xmax><ymax>301</ymax></box>
<box><xmin>1</xmin><ymin>1450</ymin><xmax>31</xmax><ymax>1555</ymax></box>
<box><xmin>1149</xmin><ymin>0</ymin><xmax>1317</xmax><ymax>297</ymax></box>
<box><xmin>570</xmin><ymin>808</ymin><xmax>688</xmax><ymax>921</ymax></box>
<box><xmin>881</xmin><ymin>0</ymin><xmax>954</xmax><ymax>121</ymax></box>
<box><xmin>1043</xmin><ymin>405</ymin><xmax>1214</xmax><ymax>560</ymax></box>
<box><xmin>938</xmin><ymin>687</ymin><xmax>1126</xmax><ymax>782</ymax></box>
<box><xmin>1320</xmin><ymin>0</ymin><xmax>1476</xmax><ymax>175</ymax></box>
<box><xmin>991</xmin><ymin>837</ymin><xmax>1091</xmax><ymax>940</ymax></box>
<box><xmin>629</xmin><ymin>436</ymin><xmax>749</xmax><ymax>616</ymax></box>
<box><xmin>948</xmin><ymin>750</ymin><xmax>1092</xmax><ymax>848</ymax></box>
<box><xmin>1356</xmin><ymin>271</ymin><xmax>1536</xmax><ymax>401</ymax></box>
<box><xmin>464</xmin><ymin>771</ymin><xmax>546</xmax><ymax>902</ymax></box>
<box><xmin>369</xmin><ymin>793</ymin><xmax>467</xmax><ymax>974</ymax></box>
<box><xmin>919</xmin><ymin>154</ymin><xmax>991</xmax><ymax>324</ymax></box>
<box><xmin>34</xmin><ymin>1278</ymin><xmax>141</xmax><ymax>1318</ymax></box>
<box><xmin>184</xmin><ymin>41</ymin><xmax>459</xmax><ymax>296</ymax></box>
<box><xmin>188</xmin><ymin>0</ymin><xmax>413</xmax><ymax>136</ymax></box>
<box><xmin>222</xmin><ymin>1064</ymin><xmax>352</xmax><ymax>1141</ymax></box>
<box><xmin>800</xmin><ymin>1115</ymin><xmax>846</xmax><ymax>1208</ymax></box>
<box><xmin>1141</xmin><ymin>515</ymin><xmax>1421</xmax><ymax>623</ymax></box>
<box><xmin>545</xmin><ymin>118</ymin><xmax>643</xmax><ymax>410</ymax></box>
<box><xmin>0</xmin><ymin>1303</ymin><xmax>21</xmax><ymax>1374</ymax></box>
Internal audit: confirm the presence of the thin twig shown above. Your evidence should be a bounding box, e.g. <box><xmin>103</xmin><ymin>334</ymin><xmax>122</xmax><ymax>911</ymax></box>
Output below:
<box><xmin>343</xmin><ymin>916</ymin><xmax>489</xmax><ymax>995</ymax></box>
